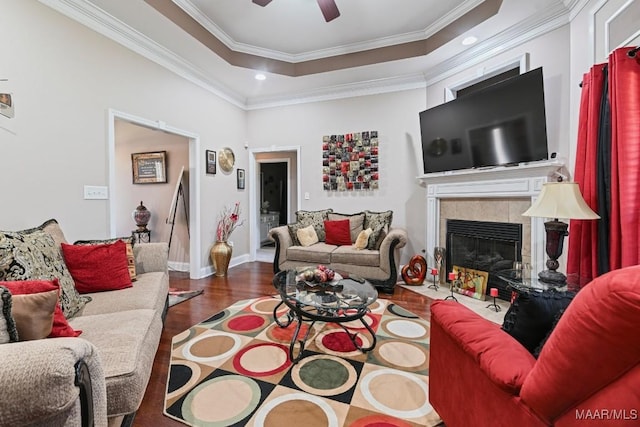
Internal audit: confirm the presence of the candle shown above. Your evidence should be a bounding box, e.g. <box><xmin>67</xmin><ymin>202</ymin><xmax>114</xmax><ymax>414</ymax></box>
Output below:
<box><xmin>431</xmin><ymin>268</ymin><xmax>438</xmax><ymax>276</ymax></box>
<box><xmin>448</xmin><ymin>272</ymin><xmax>456</xmax><ymax>281</ymax></box>
<box><xmin>490</xmin><ymin>288</ymin><xmax>499</xmax><ymax>297</ymax></box>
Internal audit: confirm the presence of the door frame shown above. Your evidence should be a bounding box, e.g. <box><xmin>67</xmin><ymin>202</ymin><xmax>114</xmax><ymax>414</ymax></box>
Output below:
<box><xmin>249</xmin><ymin>146</ymin><xmax>301</xmax><ymax>260</ymax></box>
<box><xmin>107</xmin><ymin>109</ymin><xmax>203</xmax><ymax>279</ymax></box>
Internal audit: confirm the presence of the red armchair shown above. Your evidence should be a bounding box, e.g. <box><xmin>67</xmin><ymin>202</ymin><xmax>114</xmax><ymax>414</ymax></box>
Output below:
<box><xmin>429</xmin><ymin>265</ymin><xmax>640</xmax><ymax>426</ymax></box>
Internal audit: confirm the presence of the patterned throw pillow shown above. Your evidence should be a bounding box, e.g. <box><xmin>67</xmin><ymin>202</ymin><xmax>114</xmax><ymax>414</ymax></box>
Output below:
<box><xmin>287</xmin><ymin>222</ymin><xmax>308</xmax><ymax>246</ymax></box>
<box><xmin>0</xmin><ymin>221</ymin><xmax>91</xmax><ymax>319</ymax></box>
<box><xmin>363</xmin><ymin>210</ymin><xmax>393</xmax><ymax>250</ymax></box>
<box><xmin>0</xmin><ymin>286</ymin><xmax>18</xmax><ymax>343</ymax></box>
<box><xmin>74</xmin><ymin>237</ymin><xmax>137</xmax><ymax>281</ymax></box>
<box><xmin>296</xmin><ymin>209</ymin><xmax>334</xmax><ymax>242</ymax></box>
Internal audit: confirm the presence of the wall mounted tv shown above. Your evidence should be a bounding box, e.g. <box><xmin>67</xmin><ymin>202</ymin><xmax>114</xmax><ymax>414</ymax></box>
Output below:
<box><xmin>419</xmin><ymin>67</ymin><xmax>549</xmax><ymax>174</ymax></box>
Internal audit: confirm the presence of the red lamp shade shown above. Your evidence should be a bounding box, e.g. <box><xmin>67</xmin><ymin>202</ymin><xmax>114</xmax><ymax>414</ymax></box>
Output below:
<box><xmin>448</xmin><ymin>272</ymin><xmax>456</xmax><ymax>281</ymax></box>
<box><xmin>490</xmin><ymin>288</ymin><xmax>499</xmax><ymax>297</ymax></box>
<box><xmin>431</xmin><ymin>268</ymin><xmax>438</xmax><ymax>276</ymax></box>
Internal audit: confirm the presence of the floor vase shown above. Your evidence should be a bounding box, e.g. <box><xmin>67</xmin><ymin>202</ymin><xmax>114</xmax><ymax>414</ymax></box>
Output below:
<box><xmin>211</xmin><ymin>241</ymin><xmax>232</xmax><ymax>277</ymax></box>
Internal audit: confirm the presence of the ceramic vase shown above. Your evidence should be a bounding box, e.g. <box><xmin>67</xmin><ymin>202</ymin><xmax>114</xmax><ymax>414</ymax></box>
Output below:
<box><xmin>133</xmin><ymin>201</ymin><xmax>151</xmax><ymax>231</ymax></box>
<box><xmin>211</xmin><ymin>241</ymin><xmax>232</xmax><ymax>277</ymax></box>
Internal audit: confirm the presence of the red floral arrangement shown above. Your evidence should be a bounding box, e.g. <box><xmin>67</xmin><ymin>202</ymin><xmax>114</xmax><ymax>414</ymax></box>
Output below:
<box><xmin>216</xmin><ymin>202</ymin><xmax>244</xmax><ymax>242</ymax></box>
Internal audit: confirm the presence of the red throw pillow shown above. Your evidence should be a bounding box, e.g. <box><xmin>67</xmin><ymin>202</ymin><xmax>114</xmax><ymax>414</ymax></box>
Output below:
<box><xmin>1</xmin><ymin>279</ymin><xmax>82</xmax><ymax>338</ymax></box>
<box><xmin>324</xmin><ymin>219</ymin><xmax>353</xmax><ymax>246</ymax></box>
<box><xmin>61</xmin><ymin>240</ymin><xmax>132</xmax><ymax>294</ymax></box>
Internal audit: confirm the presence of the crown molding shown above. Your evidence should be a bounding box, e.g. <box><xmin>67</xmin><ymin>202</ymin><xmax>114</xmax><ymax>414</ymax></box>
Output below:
<box><xmin>39</xmin><ymin>0</ymin><xmax>582</xmax><ymax>110</ymax></box>
<box><xmin>173</xmin><ymin>0</ymin><xmax>484</xmax><ymax>63</ymax></box>
<box><xmin>245</xmin><ymin>74</ymin><xmax>428</xmax><ymax>110</ymax></box>
<box><xmin>423</xmin><ymin>1</ymin><xmax>570</xmax><ymax>87</ymax></box>
<box><xmin>38</xmin><ymin>0</ymin><xmax>246</xmax><ymax>109</ymax></box>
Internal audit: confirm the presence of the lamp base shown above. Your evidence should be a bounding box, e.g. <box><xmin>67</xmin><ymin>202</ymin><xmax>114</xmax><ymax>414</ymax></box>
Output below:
<box><xmin>538</xmin><ymin>269</ymin><xmax>567</xmax><ymax>285</ymax></box>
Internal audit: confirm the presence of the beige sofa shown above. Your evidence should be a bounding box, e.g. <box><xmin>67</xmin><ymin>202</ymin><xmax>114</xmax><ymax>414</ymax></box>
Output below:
<box><xmin>0</xmin><ymin>220</ymin><xmax>169</xmax><ymax>427</ymax></box>
<box><xmin>269</xmin><ymin>210</ymin><xmax>408</xmax><ymax>293</ymax></box>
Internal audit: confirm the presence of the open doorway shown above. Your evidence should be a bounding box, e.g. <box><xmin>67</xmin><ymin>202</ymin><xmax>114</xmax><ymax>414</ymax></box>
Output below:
<box><xmin>249</xmin><ymin>147</ymin><xmax>300</xmax><ymax>262</ymax></box>
<box><xmin>108</xmin><ymin>109</ymin><xmax>203</xmax><ymax>279</ymax></box>
<box><xmin>259</xmin><ymin>162</ymin><xmax>288</xmax><ymax>248</ymax></box>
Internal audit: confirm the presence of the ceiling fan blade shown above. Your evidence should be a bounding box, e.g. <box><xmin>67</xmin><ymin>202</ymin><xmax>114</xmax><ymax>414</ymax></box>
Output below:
<box><xmin>317</xmin><ymin>0</ymin><xmax>340</xmax><ymax>22</ymax></box>
<box><xmin>252</xmin><ymin>0</ymin><xmax>272</xmax><ymax>6</ymax></box>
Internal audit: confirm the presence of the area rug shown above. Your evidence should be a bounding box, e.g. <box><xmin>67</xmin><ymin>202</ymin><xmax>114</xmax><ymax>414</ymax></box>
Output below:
<box><xmin>169</xmin><ymin>288</ymin><xmax>204</xmax><ymax>307</ymax></box>
<box><xmin>164</xmin><ymin>296</ymin><xmax>442</xmax><ymax>426</ymax></box>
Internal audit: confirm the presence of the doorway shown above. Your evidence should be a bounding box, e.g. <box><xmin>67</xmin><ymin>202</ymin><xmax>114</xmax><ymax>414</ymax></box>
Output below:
<box><xmin>260</xmin><ymin>162</ymin><xmax>288</xmax><ymax>248</ymax></box>
<box><xmin>249</xmin><ymin>147</ymin><xmax>300</xmax><ymax>262</ymax></box>
<box><xmin>107</xmin><ymin>109</ymin><xmax>203</xmax><ymax>279</ymax></box>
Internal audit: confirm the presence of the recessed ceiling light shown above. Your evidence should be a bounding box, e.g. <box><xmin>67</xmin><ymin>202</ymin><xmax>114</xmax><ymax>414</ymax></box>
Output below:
<box><xmin>462</xmin><ymin>36</ymin><xmax>478</xmax><ymax>46</ymax></box>
<box><xmin>255</xmin><ymin>73</ymin><xmax>266</xmax><ymax>81</ymax></box>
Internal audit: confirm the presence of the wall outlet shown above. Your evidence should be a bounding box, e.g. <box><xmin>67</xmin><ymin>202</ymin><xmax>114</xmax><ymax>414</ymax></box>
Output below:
<box><xmin>304</xmin><ymin>192</ymin><xmax>310</xmax><ymax>200</ymax></box>
<box><xmin>84</xmin><ymin>185</ymin><xmax>108</xmax><ymax>200</ymax></box>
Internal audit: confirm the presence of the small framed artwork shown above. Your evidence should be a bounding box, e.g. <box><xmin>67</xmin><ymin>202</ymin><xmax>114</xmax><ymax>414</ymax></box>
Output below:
<box><xmin>206</xmin><ymin>150</ymin><xmax>216</xmax><ymax>175</ymax></box>
<box><xmin>452</xmin><ymin>265</ymin><xmax>489</xmax><ymax>301</ymax></box>
<box><xmin>132</xmin><ymin>151</ymin><xmax>167</xmax><ymax>184</ymax></box>
<box><xmin>237</xmin><ymin>168</ymin><xmax>245</xmax><ymax>189</ymax></box>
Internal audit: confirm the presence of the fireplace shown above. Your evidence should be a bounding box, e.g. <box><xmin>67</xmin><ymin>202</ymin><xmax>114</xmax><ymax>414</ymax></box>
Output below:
<box><xmin>446</xmin><ymin>219</ymin><xmax>522</xmax><ymax>301</ymax></box>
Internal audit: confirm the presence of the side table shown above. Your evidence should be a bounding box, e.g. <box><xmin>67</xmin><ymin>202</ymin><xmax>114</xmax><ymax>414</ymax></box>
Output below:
<box><xmin>132</xmin><ymin>229</ymin><xmax>151</xmax><ymax>244</ymax></box>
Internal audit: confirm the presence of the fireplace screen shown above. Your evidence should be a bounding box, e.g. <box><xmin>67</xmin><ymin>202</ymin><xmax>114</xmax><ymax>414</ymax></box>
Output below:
<box><xmin>446</xmin><ymin>219</ymin><xmax>522</xmax><ymax>300</ymax></box>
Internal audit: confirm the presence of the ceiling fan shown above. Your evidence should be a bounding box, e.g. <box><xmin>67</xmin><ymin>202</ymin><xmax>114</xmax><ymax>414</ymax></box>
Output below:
<box><xmin>252</xmin><ymin>0</ymin><xmax>340</xmax><ymax>22</ymax></box>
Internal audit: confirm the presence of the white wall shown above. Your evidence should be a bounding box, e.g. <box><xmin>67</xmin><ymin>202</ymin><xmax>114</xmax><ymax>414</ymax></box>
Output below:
<box><xmin>0</xmin><ymin>1</ymin><xmax>247</xmax><ymax>273</ymax></box>
<box><xmin>247</xmin><ymin>90</ymin><xmax>428</xmax><ymax>263</ymax></box>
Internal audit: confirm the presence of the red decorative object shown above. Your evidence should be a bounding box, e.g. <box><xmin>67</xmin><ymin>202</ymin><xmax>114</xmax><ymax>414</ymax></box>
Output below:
<box><xmin>448</xmin><ymin>272</ymin><xmax>457</xmax><ymax>281</ymax></box>
<box><xmin>431</xmin><ymin>267</ymin><xmax>439</xmax><ymax>276</ymax></box>
<box><xmin>401</xmin><ymin>255</ymin><xmax>428</xmax><ymax>285</ymax></box>
<box><xmin>1</xmin><ymin>279</ymin><xmax>81</xmax><ymax>338</ymax></box>
<box><xmin>324</xmin><ymin>219</ymin><xmax>352</xmax><ymax>246</ymax></box>
<box><xmin>490</xmin><ymin>288</ymin><xmax>499</xmax><ymax>297</ymax></box>
<box><xmin>61</xmin><ymin>240</ymin><xmax>132</xmax><ymax>293</ymax></box>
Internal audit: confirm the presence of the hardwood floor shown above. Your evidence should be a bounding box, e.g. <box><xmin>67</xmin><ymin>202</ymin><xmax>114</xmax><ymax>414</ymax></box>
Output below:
<box><xmin>133</xmin><ymin>261</ymin><xmax>435</xmax><ymax>426</ymax></box>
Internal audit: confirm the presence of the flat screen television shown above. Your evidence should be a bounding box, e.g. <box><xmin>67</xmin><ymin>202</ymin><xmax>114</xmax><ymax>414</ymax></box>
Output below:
<box><xmin>419</xmin><ymin>67</ymin><xmax>549</xmax><ymax>174</ymax></box>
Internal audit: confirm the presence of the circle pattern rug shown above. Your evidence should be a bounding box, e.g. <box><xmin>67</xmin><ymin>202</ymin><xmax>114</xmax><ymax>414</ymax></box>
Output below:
<box><xmin>164</xmin><ymin>296</ymin><xmax>441</xmax><ymax>426</ymax></box>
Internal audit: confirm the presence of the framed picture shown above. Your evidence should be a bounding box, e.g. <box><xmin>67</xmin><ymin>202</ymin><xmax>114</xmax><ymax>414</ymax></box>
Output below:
<box><xmin>237</xmin><ymin>168</ymin><xmax>245</xmax><ymax>189</ymax></box>
<box><xmin>451</xmin><ymin>265</ymin><xmax>489</xmax><ymax>301</ymax></box>
<box><xmin>206</xmin><ymin>150</ymin><xmax>216</xmax><ymax>175</ymax></box>
<box><xmin>132</xmin><ymin>151</ymin><xmax>167</xmax><ymax>184</ymax></box>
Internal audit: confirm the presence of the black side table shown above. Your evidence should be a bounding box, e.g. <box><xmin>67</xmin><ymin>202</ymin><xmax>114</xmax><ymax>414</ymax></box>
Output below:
<box><xmin>132</xmin><ymin>230</ymin><xmax>151</xmax><ymax>244</ymax></box>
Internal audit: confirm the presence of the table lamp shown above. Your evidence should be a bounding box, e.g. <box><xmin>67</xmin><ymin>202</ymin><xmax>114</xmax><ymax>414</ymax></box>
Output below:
<box><xmin>522</xmin><ymin>181</ymin><xmax>600</xmax><ymax>284</ymax></box>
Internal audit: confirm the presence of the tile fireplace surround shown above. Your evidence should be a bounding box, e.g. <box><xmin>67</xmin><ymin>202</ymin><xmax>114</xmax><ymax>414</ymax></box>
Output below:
<box><xmin>418</xmin><ymin>160</ymin><xmax>566</xmax><ymax>279</ymax></box>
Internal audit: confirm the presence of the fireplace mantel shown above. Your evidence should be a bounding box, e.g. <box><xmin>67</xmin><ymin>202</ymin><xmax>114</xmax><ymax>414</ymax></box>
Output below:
<box><xmin>418</xmin><ymin>159</ymin><xmax>566</xmax><ymax>278</ymax></box>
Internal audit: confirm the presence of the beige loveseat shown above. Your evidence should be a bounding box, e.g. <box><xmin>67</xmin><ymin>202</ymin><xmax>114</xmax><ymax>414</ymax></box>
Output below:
<box><xmin>269</xmin><ymin>209</ymin><xmax>408</xmax><ymax>293</ymax></box>
<box><xmin>0</xmin><ymin>219</ymin><xmax>169</xmax><ymax>427</ymax></box>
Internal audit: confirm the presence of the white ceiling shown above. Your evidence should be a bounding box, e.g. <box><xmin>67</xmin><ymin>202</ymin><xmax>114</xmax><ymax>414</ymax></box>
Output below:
<box><xmin>40</xmin><ymin>0</ymin><xmax>578</xmax><ymax>109</ymax></box>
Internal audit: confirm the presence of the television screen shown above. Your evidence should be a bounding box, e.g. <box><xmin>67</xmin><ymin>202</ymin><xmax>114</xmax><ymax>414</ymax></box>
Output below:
<box><xmin>420</xmin><ymin>67</ymin><xmax>549</xmax><ymax>174</ymax></box>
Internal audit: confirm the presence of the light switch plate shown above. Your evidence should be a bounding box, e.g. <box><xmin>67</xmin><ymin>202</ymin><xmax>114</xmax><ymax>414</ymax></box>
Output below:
<box><xmin>84</xmin><ymin>185</ymin><xmax>108</xmax><ymax>200</ymax></box>
<box><xmin>304</xmin><ymin>192</ymin><xmax>310</xmax><ymax>200</ymax></box>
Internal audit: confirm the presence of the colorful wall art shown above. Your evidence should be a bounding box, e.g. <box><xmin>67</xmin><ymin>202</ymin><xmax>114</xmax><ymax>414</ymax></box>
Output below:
<box><xmin>322</xmin><ymin>131</ymin><xmax>379</xmax><ymax>191</ymax></box>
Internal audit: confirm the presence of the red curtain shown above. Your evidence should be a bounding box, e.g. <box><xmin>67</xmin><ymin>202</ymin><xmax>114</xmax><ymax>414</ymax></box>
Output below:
<box><xmin>567</xmin><ymin>65</ymin><xmax>605</xmax><ymax>287</ymax></box>
<box><xmin>568</xmin><ymin>47</ymin><xmax>640</xmax><ymax>285</ymax></box>
<box><xmin>609</xmin><ymin>48</ymin><xmax>640</xmax><ymax>269</ymax></box>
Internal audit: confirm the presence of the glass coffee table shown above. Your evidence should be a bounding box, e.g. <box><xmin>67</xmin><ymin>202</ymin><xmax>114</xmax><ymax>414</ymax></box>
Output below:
<box><xmin>272</xmin><ymin>269</ymin><xmax>378</xmax><ymax>364</ymax></box>
<box><xmin>496</xmin><ymin>269</ymin><xmax>569</xmax><ymax>295</ymax></box>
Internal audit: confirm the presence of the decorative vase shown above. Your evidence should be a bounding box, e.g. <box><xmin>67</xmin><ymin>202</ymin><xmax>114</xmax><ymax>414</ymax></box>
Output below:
<box><xmin>133</xmin><ymin>201</ymin><xmax>151</xmax><ymax>231</ymax></box>
<box><xmin>211</xmin><ymin>241</ymin><xmax>232</xmax><ymax>277</ymax></box>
